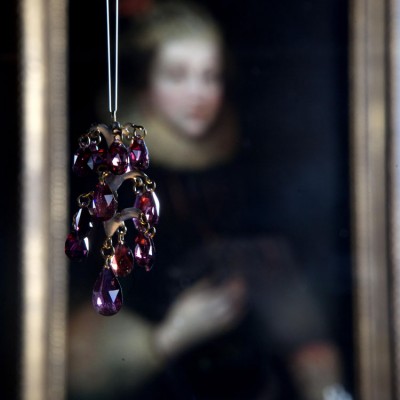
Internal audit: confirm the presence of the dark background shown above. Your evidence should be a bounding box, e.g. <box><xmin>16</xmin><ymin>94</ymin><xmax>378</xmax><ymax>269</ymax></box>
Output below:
<box><xmin>1</xmin><ymin>0</ymin><xmax>350</xmax><ymax>399</ymax></box>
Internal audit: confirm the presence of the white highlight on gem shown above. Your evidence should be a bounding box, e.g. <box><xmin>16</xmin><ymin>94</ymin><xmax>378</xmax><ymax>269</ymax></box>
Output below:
<box><xmin>104</xmin><ymin>194</ymin><xmax>114</xmax><ymax>205</ymax></box>
<box><xmin>109</xmin><ymin>290</ymin><xmax>119</xmax><ymax>303</ymax></box>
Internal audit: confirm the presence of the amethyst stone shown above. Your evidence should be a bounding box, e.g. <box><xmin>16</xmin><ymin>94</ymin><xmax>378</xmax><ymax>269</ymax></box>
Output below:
<box><xmin>129</xmin><ymin>138</ymin><xmax>149</xmax><ymax>170</ymax></box>
<box><xmin>89</xmin><ymin>142</ymin><xmax>107</xmax><ymax>172</ymax></box>
<box><xmin>92</xmin><ymin>267</ymin><xmax>123</xmax><ymax>316</ymax></box>
<box><xmin>73</xmin><ymin>207</ymin><xmax>93</xmax><ymax>238</ymax></box>
<box><xmin>134</xmin><ymin>234</ymin><xmax>155</xmax><ymax>271</ymax></box>
<box><xmin>89</xmin><ymin>183</ymin><xmax>118</xmax><ymax>221</ymax></box>
<box><xmin>108</xmin><ymin>141</ymin><xmax>129</xmax><ymax>175</ymax></box>
<box><xmin>72</xmin><ymin>147</ymin><xmax>93</xmax><ymax>177</ymax></box>
<box><xmin>133</xmin><ymin>191</ymin><xmax>160</xmax><ymax>229</ymax></box>
<box><xmin>65</xmin><ymin>232</ymin><xmax>89</xmax><ymax>262</ymax></box>
<box><xmin>111</xmin><ymin>243</ymin><xmax>134</xmax><ymax>277</ymax></box>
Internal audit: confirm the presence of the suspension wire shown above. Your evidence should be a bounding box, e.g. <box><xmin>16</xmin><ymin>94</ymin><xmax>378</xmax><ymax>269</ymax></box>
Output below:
<box><xmin>106</xmin><ymin>0</ymin><xmax>119</xmax><ymax>121</ymax></box>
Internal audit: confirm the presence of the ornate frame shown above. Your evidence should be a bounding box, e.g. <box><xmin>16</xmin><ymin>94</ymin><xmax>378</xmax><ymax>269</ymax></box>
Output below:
<box><xmin>351</xmin><ymin>0</ymin><xmax>396</xmax><ymax>398</ymax></box>
<box><xmin>20</xmin><ymin>0</ymin><xmax>68</xmax><ymax>399</ymax></box>
<box><xmin>18</xmin><ymin>0</ymin><xmax>400</xmax><ymax>398</ymax></box>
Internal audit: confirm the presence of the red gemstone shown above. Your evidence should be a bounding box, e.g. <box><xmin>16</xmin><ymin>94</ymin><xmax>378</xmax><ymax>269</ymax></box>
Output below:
<box><xmin>73</xmin><ymin>207</ymin><xmax>93</xmax><ymax>238</ymax></box>
<box><xmin>134</xmin><ymin>234</ymin><xmax>155</xmax><ymax>271</ymax></box>
<box><xmin>110</xmin><ymin>243</ymin><xmax>134</xmax><ymax>277</ymax></box>
<box><xmin>129</xmin><ymin>138</ymin><xmax>149</xmax><ymax>170</ymax></box>
<box><xmin>92</xmin><ymin>267</ymin><xmax>123</xmax><ymax>316</ymax></box>
<box><xmin>133</xmin><ymin>191</ymin><xmax>160</xmax><ymax>229</ymax></box>
<box><xmin>108</xmin><ymin>140</ymin><xmax>129</xmax><ymax>175</ymax></box>
<box><xmin>89</xmin><ymin>183</ymin><xmax>118</xmax><ymax>221</ymax></box>
<box><xmin>72</xmin><ymin>147</ymin><xmax>93</xmax><ymax>177</ymax></box>
<box><xmin>89</xmin><ymin>143</ymin><xmax>108</xmax><ymax>172</ymax></box>
<box><xmin>65</xmin><ymin>232</ymin><xmax>89</xmax><ymax>262</ymax></box>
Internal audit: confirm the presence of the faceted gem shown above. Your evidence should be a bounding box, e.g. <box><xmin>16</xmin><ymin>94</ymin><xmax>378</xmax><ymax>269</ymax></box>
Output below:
<box><xmin>72</xmin><ymin>207</ymin><xmax>93</xmax><ymax>238</ymax></box>
<box><xmin>129</xmin><ymin>138</ymin><xmax>149</xmax><ymax>170</ymax></box>
<box><xmin>92</xmin><ymin>267</ymin><xmax>123</xmax><ymax>316</ymax></box>
<box><xmin>133</xmin><ymin>191</ymin><xmax>160</xmax><ymax>229</ymax></box>
<box><xmin>65</xmin><ymin>232</ymin><xmax>89</xmax><ymax>262</ymax></box>
<box><xmin>134</xmin><ymin>234</ymin><xmax>155</xmax><ymax>271</ymax></box>
<box><xmin>110</xmin><ymin>243</ymin><xmax>134</xmax><ymax>277</ymax></box>
<box><xmin>89</xmin><ymin>142</ymin><xmax>108</xmax><ymax>172</ymax></box>
<box><xmin>88</xmin><ymin>183</ymin><xmax>118</xmax><ymax>221</ymax></box>
<box><xmin>72</xmin><ymin>147</ymin><xmax>93</xmax><ymax>177</ymax></box>
<box><xmin>108</xmin><ymin>140</ymin><xmax>129</xmax><ymax>175</ymax></box>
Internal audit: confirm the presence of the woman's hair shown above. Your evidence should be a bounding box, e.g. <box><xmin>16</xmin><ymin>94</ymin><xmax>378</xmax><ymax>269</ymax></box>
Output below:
<box><xmin>120</xmin><ymin>1</ymin><xmax>225</xmax><ymax>92</ymax></box>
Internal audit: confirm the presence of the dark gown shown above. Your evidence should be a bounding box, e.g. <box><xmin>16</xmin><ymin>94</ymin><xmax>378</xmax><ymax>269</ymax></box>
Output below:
<box><xmin>68</xmin><ymin>147</ymin><xmax>330</xmax><ymax>400</ymax></box>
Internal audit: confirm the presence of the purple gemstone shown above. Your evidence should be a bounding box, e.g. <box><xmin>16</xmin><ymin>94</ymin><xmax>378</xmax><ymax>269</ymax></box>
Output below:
<box><xmin>129</xmin><ymin>139</ymin><xmax>149</xmax><ymax>170</ymax></box>
<box><xmin>73</xmin><ymin>207</ymin><xmax>93</xmax><ymax>238</ymax></box>
<box><xmin>133</xmin><ymin>191</ymin><xmax>160</xmax><ymax>229</ymax></box>
<box><xmin>72</xmin><ymin>147</ymin><xmax>93</xmax><ymax>177</ymax></box>
<box><xmin>134</xmin><ymin>234</ymin><xmax>155</xmax><ymax>271</ymax></box>
<box><xmin>65</xmin><ymin>232</ymin><xmax>89</xmax><ymax>262</ymax></box>
<box><xmin>108</xmin><ymin>141</ymin><xmax>129</xmax><ymax>175</ymax></box>
<box><xmin>92</xmin><ymin>267</ymin><xmax>123</xmax><ymax>316</ymax></box>
<box><xmin>89</xmin><ymin>183</ymin><xmax>118</xmax><ymax>221</ymax></box>
<box><xmin>110</xmin><ymin>243</ymin><xmax>134</xmax><ymax>277</ymax></box>
<box><xmin>89</xmin><ymin>143</ymin><xmax>107</xmax><ymax>172</ymax></box>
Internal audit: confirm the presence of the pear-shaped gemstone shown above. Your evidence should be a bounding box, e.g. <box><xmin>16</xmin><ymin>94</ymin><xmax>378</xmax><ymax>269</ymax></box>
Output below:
<box><xmin>73</xmin><ymin>207</ymin><xmax>93</xmax><ymax>238</ymax></box>
<box><xmin>134</xmin><ymin>234</ymin><xmax>155</xmax><ymax>272</ymax></box>
<box><xmin>108</xmin><ymin>140</ymin><xmax>129</xmax><ymax>175</ymax></box>
<box><xmin>89</xmin><ymin>142</ymin><xmax>107</xmax><ymax>172</ymax></box>
<box><xmin>129</xmin><ymin>138</ymin><xmax>149</xmax><ymax>170</ymax></box>
<box><xmin>89</xmin><ymin>183</ymin><xmax>118</xmax><ymax>221</ymax></box>
<box><xmin>110</xmin><ymin>243</ymin><xmax>134</xmax><ymax>277</ymax></box>
<box><xmin>92</xmin><ymin>267</ymin><xmax>123</xmax><ymax>316</ymax></box>
<box><xmin>72</xmin><ymin>147</ymin><xmax>93</xmax><ymax>177</ymax></box>
<box><xmin>133</xmin><ymin>191</ymin><xmax>160</xmax><ymax>228</ymax></box>
<box><xmin>65</xmin><ymin>232</ymin><xmax>89</xmax><ymax>262</ymax></box>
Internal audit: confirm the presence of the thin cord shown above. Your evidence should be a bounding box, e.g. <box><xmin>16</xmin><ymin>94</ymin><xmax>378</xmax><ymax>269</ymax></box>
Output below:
<box><xmin>106</xmin><ymin>0</ymin><xmax>118</xmax><ymax>121</ymax></box>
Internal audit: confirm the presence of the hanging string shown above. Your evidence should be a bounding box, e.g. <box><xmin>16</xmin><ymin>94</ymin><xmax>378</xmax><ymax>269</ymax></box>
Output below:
<box><xmin>106</xmin><ymin>0</ymin><xmax>119</xmax><ymax>121</ymax></box>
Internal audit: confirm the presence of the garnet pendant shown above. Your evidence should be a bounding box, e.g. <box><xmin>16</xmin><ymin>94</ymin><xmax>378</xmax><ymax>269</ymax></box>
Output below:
<box><xmin>65</xmin><ymin>232</ymin><xmax>89</xmax><ymax>262</ymax></box>
<box><xmin>133</xmin><ymin>191</ymin><xmax>160</xmax><ymax>229</ymax></box>
<box><xmin>92</xmin><ymin>267</ymin><xmax>123</xmax><ymax>316</ymax></box>
<box><xmin>129</xmin><ymin>138</ymin><xmax>149</xmax><ymax>170</ymax></box>
<box><xmin>108</xmin><ymin>140</ymin><xmax>129</xmax><ymax>175</ymax></box>
<box><xmin>111</xmin><ymin>243</ymin><xmax>134</xmax><ymax>277</ymax></box>
<box><xmin>134</xmin><ymin>234</ymin><xmax>155</xmax><ymax>271</ymax></box>
<box><xmin>89</xmin><ymin>183</ymin><xmax>118</xmax><ymax>221</ymax></box>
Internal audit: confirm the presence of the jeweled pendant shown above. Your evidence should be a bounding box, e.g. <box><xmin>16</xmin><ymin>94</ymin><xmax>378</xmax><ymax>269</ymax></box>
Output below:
<box><xmin>92</xmin><ymin>267</ymin><xmax>123</xmax><ymax>316</ymax></box>
<box><xmin>89</xmin><ymin>182</ymin><xmax>118</xmax><ymax>221</ymax></box>
<box><xmin>73</xmin><ymin>207</ymin><xmax>93</xmax><ymax>238</ymax></box>
<box><xmin>134</xmin><ymin>234</ymin><xmax>155</xmax><ymax>271</ymax></box>
<box><xmin>111</xmin><ymin>243</ymin><xmax>134</xmax><ymax>277</ymax></box>
<box><xmin>129</xmin><ymin>138</ymin><xmax>149</xmax><ymax>170</ymax></box>
<box><xmin>108</xmin><ymin>140</ymin><xmax>129</xmax><ymax>175</ymax></box>
<box><xmin>72</xmin><ymin>147</ymin><xmax>93</xmax><ymax>177</ymax></box>
<box><xmin>89</xmin><ymin>142</ymin><xmax>107</xmax><ymax>172</ymax></box>
<box><xmin>133</xmin><ymin>191</ymin><xmax>160</xmax><ymax>228</ymax></box>
<box><xmin>65</xmin><ymin>232</ymin><xmax>89</xmax><ymax>262</ymax></box>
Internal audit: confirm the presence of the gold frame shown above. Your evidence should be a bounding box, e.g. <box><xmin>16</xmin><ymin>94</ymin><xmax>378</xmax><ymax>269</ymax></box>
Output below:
<box><xmin>351</xmin><ymin>0</ymin><xmax>396</xmax><ymax>398</ymax></box>
<box><xmin>20</xmin><ymin>0</ymin><xmax>68</xmax><ymax>399</ymax></box>
<box><xmin>18</xmin><ymin>0</ymin><xmax>400</xmax><ymax>398</ymax></box>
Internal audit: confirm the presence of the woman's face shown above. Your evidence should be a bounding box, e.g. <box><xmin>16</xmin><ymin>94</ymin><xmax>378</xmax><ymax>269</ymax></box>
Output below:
<box><xmin>147</xmin><ymin>37</ymin><xmax>224</xmax><ymax>138</ymax></box>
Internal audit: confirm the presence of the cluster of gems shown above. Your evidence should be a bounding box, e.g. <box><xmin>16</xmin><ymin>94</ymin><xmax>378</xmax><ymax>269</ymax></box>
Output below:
<box><xmin>65</xmin><ymin>122</ymin><xmax>160</xmax><ymax>316</ymax></box>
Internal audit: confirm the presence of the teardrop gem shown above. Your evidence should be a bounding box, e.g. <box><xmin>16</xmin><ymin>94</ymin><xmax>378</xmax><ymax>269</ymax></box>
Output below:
<box><xmin>89</xmin><ymin>183</ymin><xmax>118</xmax><ymax>221</ymax></box>
<box><xmin>89</xmin><ymin>142</ymin><xmax>108</xmax><ymax>172</ymax></box>
<box><xmin>72</xmin><ymin>207</ymin><xmax>93</xmax><ymax>238</ymax></box>
<box><xmin>92</xmin><ymin>267</ymin><xmax>123</xmax><ymax>316</ymax></box>
<box><xmin>108</xmin><ymin>140</ymin><xmax>129</xmax><ymax>175</ymax></box>
<box><xmin>72</xmin><ymin>147</ymin><xmax>93</xmax><ymax>177</ymax></box>
<box><xmin>134</xmin><ymin>234</ymin><xmax>155</xmax><ymax>271</ymax></box>
<box><xmin>65</xmin><ymin>232</ymin><xmax>89</xmax><ymax>262</ymax></box>
<box><xmin>133</xmin><ymin>191</ymin><xmax>160</xmax><ymax>229</ymax></box>
<box><xmin>110</xmin><ymin>243</ymin><xmax>134</xmax><ymax>277</ymax></box>
<box><xmin>129</xmin><ymin>138</ymin><xmax>149</xmax><ymax>170</ymax></box>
